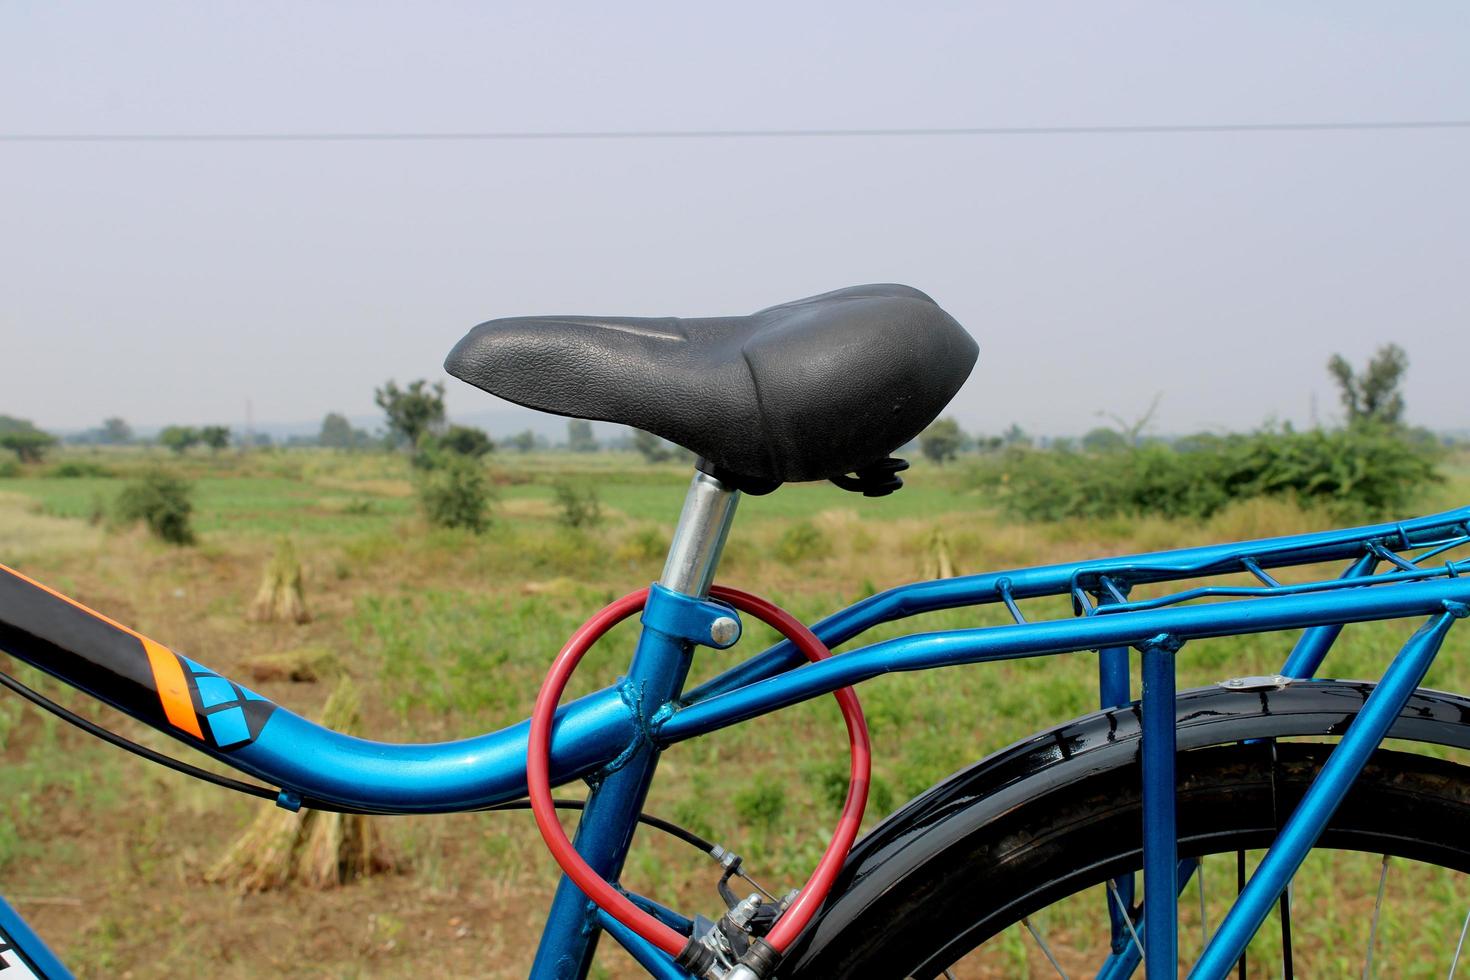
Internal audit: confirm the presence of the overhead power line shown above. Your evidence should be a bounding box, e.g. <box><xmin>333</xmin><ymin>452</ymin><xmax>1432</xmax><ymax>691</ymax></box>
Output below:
<box><xmin>2</xmin><ymin>120</ymin><xmax>1469</xmax><ymax>143</ymax></box>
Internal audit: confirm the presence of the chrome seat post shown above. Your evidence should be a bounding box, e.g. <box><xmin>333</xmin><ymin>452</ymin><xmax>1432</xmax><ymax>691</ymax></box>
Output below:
<box><xmin>660</xmin><ymin>470</ymin><xmax>741</xmax><ymax>598</ymax></box>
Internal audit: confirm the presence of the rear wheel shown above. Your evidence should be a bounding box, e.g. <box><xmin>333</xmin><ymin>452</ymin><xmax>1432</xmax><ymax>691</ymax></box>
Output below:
<box><xmin>783</xmin><ymin>740</ymin><xmax>1470</xmax><ymax>978</ymax></box>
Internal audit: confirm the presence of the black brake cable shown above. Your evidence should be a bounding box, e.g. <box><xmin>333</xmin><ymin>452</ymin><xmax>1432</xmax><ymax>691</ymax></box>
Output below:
<box><xmin>0</xmin><ymin>667</ymin><xmax>716</xmax><ymax>854</ymax></box>
<box><xmin>0</xmin><ymin>668</ymin><xmax>280</xmax><ymax>801</ymax></box>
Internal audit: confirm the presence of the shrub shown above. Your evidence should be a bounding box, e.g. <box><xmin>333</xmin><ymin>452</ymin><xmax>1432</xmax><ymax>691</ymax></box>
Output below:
<box><xmin>774</xmin><ymin>520</ymin><xmax>832</xmax><ymax>563</ymax></box>
<box><xmin>976</xmin><ymin>426</ymin><xmax>1440</xmax><ymax>522</ymax></box>
<box><xmin>50</xmin><ymin>460</ymin><xmax>113</xmax><ymax>478</ymax></box>
<box><xmin>552</xmin><ymin>480</ymin><xmax>603</xmax><ymax>529</ymax></box>
<box><xmin>417</xmin><ymin>425</ymin><xmax>493</xmax><ymax>464</ymax></box>
<box><xmin>114</xmin><ymin>469</ymin><xmax>196</xmax><ymax>544</ymax></box>
<box><xmin>0</xmin><ymin>460</ymin><xmax>19</xmax><ymax>479</ymax></box>
<box><xmin>1229</xmin><ymin>424</ymin><xmax>1439</xmax><ymax>515</ymax></box>
<box><xmin>416</xmin><ymin>455</ymin><xmax>491</xmax><ymax>532</ymax></box>
<box><xmin>616</xmin><ymin>526</ymin><xmax>669</xmax><ymax>564</ymax></box>
<box><xmin>413</xmin><ymin>427</ymin><xmax>495</xmax><ymax>472</ymax></box>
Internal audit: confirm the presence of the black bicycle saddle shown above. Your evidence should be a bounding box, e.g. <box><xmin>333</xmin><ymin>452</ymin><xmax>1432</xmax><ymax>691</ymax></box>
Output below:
<box><xmin>444</xmin><ymin>283</ymin><xmax>977</xmax><ymax>492</ymax></box>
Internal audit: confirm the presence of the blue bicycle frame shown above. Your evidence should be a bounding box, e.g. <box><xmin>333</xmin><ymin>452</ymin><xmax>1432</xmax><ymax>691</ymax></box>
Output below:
<box><xmin>2</xmin><ymin>470</ymin><xmax>1469</xmax><ymax>978</ymax></box>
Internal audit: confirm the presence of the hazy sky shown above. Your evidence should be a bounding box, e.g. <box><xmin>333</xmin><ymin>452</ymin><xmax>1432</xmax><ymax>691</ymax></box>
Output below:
<box><xmin>3</xmin><ymin>3</ymin><xmax>1467</xmax><ymax>438</ymax></box>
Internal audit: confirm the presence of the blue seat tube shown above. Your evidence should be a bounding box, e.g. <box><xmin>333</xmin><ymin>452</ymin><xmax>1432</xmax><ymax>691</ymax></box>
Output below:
<box><xmin>531</xmin><ymin>472</ymin><xmax>740</xmax><ymax>979</ymax></box>
<box><xmin>531</xmin><ymin>617</ymin><xmax>698</xmax><ymax>978</ymax></box>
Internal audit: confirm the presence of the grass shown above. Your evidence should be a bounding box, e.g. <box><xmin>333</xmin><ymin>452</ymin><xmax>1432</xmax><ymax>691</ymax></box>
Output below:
<box><xmin>0</xmin><ymin>445</ymin><xmax>1467</xmax><ymax>976</ymax></box>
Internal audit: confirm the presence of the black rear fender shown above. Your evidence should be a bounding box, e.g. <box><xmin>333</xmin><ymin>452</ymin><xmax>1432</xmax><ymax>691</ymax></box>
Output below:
<box><xmin>781</xmin><ymin>679</ymin><xmax>1470</xmax><ymax>973</ymax></box>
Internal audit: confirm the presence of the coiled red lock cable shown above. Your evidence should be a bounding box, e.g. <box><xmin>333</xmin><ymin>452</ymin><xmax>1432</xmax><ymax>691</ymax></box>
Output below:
<box><xmin>525</xmin><ymin>585</ymin><xmax>871</xmax><ymax>967</ymax></box>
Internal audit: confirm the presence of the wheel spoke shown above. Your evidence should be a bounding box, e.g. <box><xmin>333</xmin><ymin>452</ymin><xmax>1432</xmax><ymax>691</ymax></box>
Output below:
<box><xmin>1280</xmin><ymin>879</ymin><xmax>1295</xmax><ymax>980</ymax></box>
<box><xmin>1022</xmin><ymin>916</ymin><xmax>1070</xmax><ymax>979</ymax></box>
<box><xmin>1108</xmin><ymin>878</ymin><xmax>1146</xmax><ymax>964</ymax></box>
<box><xmin>1449</xmin><ymin>905</ymin><xmax>1470</xmax><ymax>979</ymax></box>
<box><xmin>1237</xmin><ymin>849</ymin><xmax>1248</xmax><ymax>980</ymax></box>
<box><xmin>1363</xmin><ymin>854</ymin><xmax>1390</xmax><ymax>979</ymax></box>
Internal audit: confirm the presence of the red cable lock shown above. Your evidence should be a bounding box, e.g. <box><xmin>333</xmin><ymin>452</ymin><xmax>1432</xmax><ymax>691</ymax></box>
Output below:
<box><xmin>526</xmin><ymin>585</ymin><xmax>871</xmax><ymax>970</ymax></box>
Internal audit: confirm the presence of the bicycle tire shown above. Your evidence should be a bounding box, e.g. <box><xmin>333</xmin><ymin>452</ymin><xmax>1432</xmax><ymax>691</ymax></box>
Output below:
<box><xmin>781</xmin><ymin>685</ymin><xmax>1470</xmax><ymax>978</ymax></box>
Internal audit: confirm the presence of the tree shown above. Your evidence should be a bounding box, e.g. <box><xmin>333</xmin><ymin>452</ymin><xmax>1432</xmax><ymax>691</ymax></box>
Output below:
<box><xmin>319</xmin><ymin>412</ymin><xmax>372</xmax><ymax>450</ymax></box>
<box><xmin>159</xmin><ymin>425</ymin><xmax>200</xmax><ymax>455</ymax></box>
<box><xmin>1328</xmin><ymin>344</ymin><xmax>1408</xmax><ymax>426</ymax></box>
<box><xmin>919</xmin><ymin>417</ymin><xmax>964</xmax><ymax>464</ymax></box>
<box><xmin>200</xmin><ymin>425</ymin><xmax>231</xmax><ymax>451</ymax></box>
<box><xmin>1002</xmin><ymin>423</ymin><xmax>1032</xmax><ymax>448</ymax></box>
<box><xmin>632</xmin><ymin>429</ymin><xmax>673</xmax><ymax>463</ymax></box>
<box><xmin>567</xmin><ymin>419</ymin><xmax>597</xmax><ymax>453</ymax></box>
<box><xmin>1096</xmin><ymin>392</ymin><xmax>1162</xmax><ymax>447</ymax></box>
<box><xmin>100</xmin><ymin>417</ymin><xmax>133</xmax><ymax>444</ymax></box>
<box><xmin>319</xmin><ymin>412</ymin><xmax>354</xmax><ymax>449</ymax></box>
<box><xmin>506</xmin><ymin>429</ymin><xmax>537</xmax><ymax>453</ymax></box>
<box><xmin>0</xmin><ymin>416</ymin><xmax>57</xmax><ymax>463</ymax></box>
<box><xmin>374</xmin><ymin>379</ymin><xmax>446</xmax><ymax>451</ymax></box>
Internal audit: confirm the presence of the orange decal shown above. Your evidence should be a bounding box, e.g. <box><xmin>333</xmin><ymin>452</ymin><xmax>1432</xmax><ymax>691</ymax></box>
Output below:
<box><xmin>141</xmin><ymin>637</ymin><xmax>204</xmax><ymax>739</ymax></box>
<box><xmin>0</xmin><ymin>563</ymin><xmax>206</xmax><ymax>739</ymax></box>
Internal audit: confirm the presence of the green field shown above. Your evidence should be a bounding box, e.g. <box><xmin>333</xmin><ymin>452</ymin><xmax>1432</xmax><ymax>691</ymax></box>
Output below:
<box><xmin>1</xmin><ymin>447</ymin><xmax>1468</xmax><ymax>977</ymax></box>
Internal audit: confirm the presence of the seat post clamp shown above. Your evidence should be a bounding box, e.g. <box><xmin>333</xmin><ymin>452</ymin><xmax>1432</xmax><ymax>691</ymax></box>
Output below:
<box><xmin>641</xmin><ymin>583</ymin><xmax>743</xmax><ymax>650</ymax></box>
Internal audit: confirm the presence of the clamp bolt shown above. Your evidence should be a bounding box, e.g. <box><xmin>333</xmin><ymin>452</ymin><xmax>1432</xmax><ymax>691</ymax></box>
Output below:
<box><xmin>710</xmin><ymin>616</ymin><xmax>740</xmax><ymax>646</ymax></box>
<box><xmin>1218</xmin><ymin>674</ymin><xmax>1291</xmax><ymax>691</ymax></box>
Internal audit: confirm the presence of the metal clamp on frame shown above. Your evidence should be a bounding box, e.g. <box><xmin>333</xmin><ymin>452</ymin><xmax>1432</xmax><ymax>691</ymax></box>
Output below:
<box><xmin>642</xmin><ymin>583</ymin><xmax>743</xmax><ymax>650</ymax></box>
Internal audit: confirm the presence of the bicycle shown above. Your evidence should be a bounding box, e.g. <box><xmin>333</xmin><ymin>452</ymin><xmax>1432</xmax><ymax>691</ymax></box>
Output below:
<box><xmin>2</xmin><ymin>282</ymin><xmax>1469</xmax><ymax>978</ymax></box>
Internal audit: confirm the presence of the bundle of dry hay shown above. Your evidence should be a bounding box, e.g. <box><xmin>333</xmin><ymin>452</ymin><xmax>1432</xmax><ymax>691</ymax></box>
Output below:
<box><xmin>205</xmin><ymin>679</ymin><xmax>397</xmax><ymax>892</ymax></box>
<box><xmin>244</xmin><ymin>645</ymin><xmax>339</xmax><ymax>684</ymax></box>
<box><xmin>248</xmin><ymin>537</ymin><xmax>311</xmax><ymax>624</ymax></box>
<box><xmin>922</xmin><ymin>528</ymin><xmax>959</xmax><ymax>581</ymax></box>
